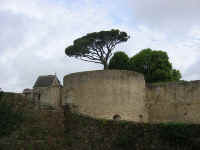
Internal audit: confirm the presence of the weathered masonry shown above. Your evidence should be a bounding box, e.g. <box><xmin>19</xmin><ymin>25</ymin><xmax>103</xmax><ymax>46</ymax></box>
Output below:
<box><xmin>62</xmin><ymin>70</ymin><xmax>148</xmax><ymax>122</ymax></box>
<box><xmin>146</xmin><ymin>81</ymin><xmax>200</xmax><ymax>124</ymax></box>
<box><xmin>25</xmin><ymin>70</ymin><xmax>200</xmax><ymax>124</ymax></box>
<box><xmin>24</xmin><ymin>75</ymin><xmax>62</xmax><ymax>108</ymax></box>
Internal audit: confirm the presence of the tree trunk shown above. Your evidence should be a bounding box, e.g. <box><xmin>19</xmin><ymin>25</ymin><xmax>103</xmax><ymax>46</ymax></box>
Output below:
<box><xmin>103</xmin><ymin>63</ymin><xmax>108</xmax><ymax>70</ymax></box>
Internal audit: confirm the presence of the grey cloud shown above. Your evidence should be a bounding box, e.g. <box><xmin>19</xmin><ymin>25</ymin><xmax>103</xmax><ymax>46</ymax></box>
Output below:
<box><xmin>0</xmin><ymin>0</ymin><xmax>110</xmax><ymax>92</ymax></box>
<box><xmin>0</xmin><ymin>11</ymin><xmax>30</xmax><ymax>53</ymax></box>
<box><xmin>1</xmin><ymin>0</ymin><xmax>200</xmax><ymax>92</ymax></box>
<box><xmin>183</xmin><ymin>56</ymin><xmax>200</xmax><ymax>81</ymax></box>
<box><xmin>127</xmin><ymin>0</ymin><xmax>200</xmax><ymax>35</ymax></box>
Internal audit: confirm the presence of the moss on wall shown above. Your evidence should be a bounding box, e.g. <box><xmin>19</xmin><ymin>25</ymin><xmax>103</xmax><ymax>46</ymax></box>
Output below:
<box><xmin>63</xmin><ymin>104</ymin><xmax>200</xmax><ymax>150</ymax></box>
<box><xmin>0</xmin><ymin>93</ymin><xmax>66</xmax><ymax>150</ymax></box>
<box><xmin>0</xmin><ymin>92</ymin><xmax>26</xmax><ymax>137</ymax></box>
<box><xmin>1</xmin><ymin>96</ymin><xmax>200</xmax><ymax>150</ymax></box>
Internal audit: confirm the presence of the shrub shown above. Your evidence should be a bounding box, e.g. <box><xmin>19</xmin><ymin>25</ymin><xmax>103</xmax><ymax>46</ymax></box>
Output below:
<box><xmin>0</xmin><ymin>93</ymin><xmax>24</xmax><ymax>137</ymax></box>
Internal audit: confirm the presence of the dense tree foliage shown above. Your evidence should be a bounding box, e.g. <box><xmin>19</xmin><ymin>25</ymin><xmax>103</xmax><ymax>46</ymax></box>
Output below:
<box><xmin>109</xmin><ymin>51</ymin><xmax>129</xmax><ymax>70</ymax></box>
<box><xmin>65</xmin><ymin>29</ymin><xmax>130</xmax><ymax>69</ymax></box>
<box><xmin>108</xmin><ymin>48</ymin><xmax>181</xmax><ymax>83</ymax></box>
<box><xmin>172</xmin><ymin>69</ymin><xmax>182</xmax><ymax>81</ymax></box>
<box><xmin>129</xmin><ymin>49</ymin><xmax>181</xmax><ymax>83</ymax></box>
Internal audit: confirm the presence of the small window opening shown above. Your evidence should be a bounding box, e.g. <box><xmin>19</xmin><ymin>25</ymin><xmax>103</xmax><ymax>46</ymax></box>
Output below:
<box><xmin>139</xmin><ymin>114</ymin><xmax>143</xmax><ymax>119</ymax></box>
<box><xmin>113</xmin><ymin>114</ymin><xmax>121</xmax><ymax>121</ymax></box>
<box><xmin>38</xmin><ymin>93</ymin><xmax>41</xmax><ymax>100</ymax></box>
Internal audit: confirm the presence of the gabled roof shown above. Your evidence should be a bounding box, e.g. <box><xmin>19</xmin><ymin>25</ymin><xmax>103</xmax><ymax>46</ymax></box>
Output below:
<box><xmin>33</xmin><ymin>75</ymin><xmax>60</xmax><ymax>88</ymax></box>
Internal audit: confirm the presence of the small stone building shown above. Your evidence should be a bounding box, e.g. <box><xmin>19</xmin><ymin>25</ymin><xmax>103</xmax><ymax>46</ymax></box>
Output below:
<box><xmin>23</xmin><ymin>88</ymin><xmax>33</xmax><ymax>100</ymax></box>
<box><xmin>32</xmin><ymin>75</ymin><xmax>62</xmax><ymax>108</ymax></box>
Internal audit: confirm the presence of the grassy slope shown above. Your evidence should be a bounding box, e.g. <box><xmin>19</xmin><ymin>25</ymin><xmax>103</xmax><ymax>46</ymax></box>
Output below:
<box><xmin>1</xmin><ymin>93</ymin><xmax>200</xmax><ymax>150</ymax></box>
<box><xmin>64</xmin><ymin>107</ymin><xmax>200</xmax><ymax>150</ymax></box>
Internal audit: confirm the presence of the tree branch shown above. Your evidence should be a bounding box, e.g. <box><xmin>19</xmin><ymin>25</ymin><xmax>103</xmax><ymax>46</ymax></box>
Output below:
<box><xmin>83</xmin><ymin>54</ymin><xmax>101</xmax><ymax>61</ymax></box>
<box><xmin>80</xmin><ymin>58</ymin><xmax>102</xmax><ymax>64</ymax></box>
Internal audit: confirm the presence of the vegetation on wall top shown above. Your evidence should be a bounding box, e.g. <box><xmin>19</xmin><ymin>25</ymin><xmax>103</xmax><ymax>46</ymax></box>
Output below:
<box><xmin>109</xmin><ymin>51</ymin><xmax>130</xmax><ymax>70</ymax></box>
<box><xmin>109</xmin><ymin>49</ymin><xmax>181</xmax><ymax>83</ymax></box>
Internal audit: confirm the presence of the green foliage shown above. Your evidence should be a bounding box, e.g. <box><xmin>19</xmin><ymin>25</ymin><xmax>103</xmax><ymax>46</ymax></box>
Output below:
<box><xmin>172</xmin><ymin>69</ymin><xmax>182</xmax><ymax>81</ymax></box>
<box><xmin>0</xmin><ymin>101</ymin><xmax>200</xmax><ymax>150</ymax></box>
<box><xmin>114</xmin><ymin>125</ymin><xmax>143</xmax><ymax>150</ymax></box>
<box><xmin>109</xmin><ymin>51</ymin><xmax>129</xmax><ymax>70</ymax></box>
<box><xmin>108</xmin><ymin>48</ymin><xmax>181</xmax><ymax>83</ymax></box>
<box><xmin>129</xmin><ymin>48</ymin><xmax>182</xmax><ymax>83</ymax></box>
<box><xmin>0</xmin><ymin>91</ymin><xmax>3</xmax><ymax>99</ymax></box>
<box><xmin>63</xmin><ymin>110</ymin><xmax>200</xmax><ymax>150</ymax></box>
<box><xmin>65</xmin><ymin>29</ymin><xmax>130</xmax><ymax>69</ymax></box>
<box><xmin>0</xmin><ymin>93</ymin><xmax>24</xmax><ymax>137</ymax></box>
<box><xmin>159</xmin><ymin>123</ymin><xmax>200</xmax><ymax>147</ymax></box>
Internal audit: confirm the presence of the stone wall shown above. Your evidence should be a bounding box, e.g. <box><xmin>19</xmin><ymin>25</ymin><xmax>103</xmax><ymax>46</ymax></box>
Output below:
<box><xmin>29</xmin><ymin>70</ymin><xmax>200</xmax><ymax>123</ymax></box>
<box><xmin>63</xmin><ymin>70</ymin><xmax>148</xmax><ymax>122</ymax></box>
<box><xmin>33</xmin><ymin>86</ymin><xmax>61</xmax><ymax>108</ymax></box>
<box><xmin>146</xmin><ymin>81</ymin><xmax>200</xmax><ymax>124</ymax></box>
<box><xmin>24</xmin><ymin>92</ymin><xmax>33</xmax><ymax>101</ymax></box>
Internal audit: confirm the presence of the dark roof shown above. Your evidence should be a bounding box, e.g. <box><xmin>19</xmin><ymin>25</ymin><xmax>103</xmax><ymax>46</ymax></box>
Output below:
<box><xmin>33</xmin><ymin>75</ymin><xmax>60</xmax><ymax>88</ymax></box>
<box><xmin>23</xmin><ymin>88</ymin><xmax>32</xmax><ymax>93</ymax></box>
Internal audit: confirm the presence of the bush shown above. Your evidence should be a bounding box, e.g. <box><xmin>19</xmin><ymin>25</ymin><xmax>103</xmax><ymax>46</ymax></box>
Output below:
<box><xmin>0</xmin><ymin>91</ymin><xmax>3</xmax><ymax>99</ymax></box>
<box><xmin>109</xmin><ymin>51</ymin><xmax>130</xmax><ymax>70</ymax></box>
<box><xmin>159</xmin><ymin>123</ymin><xmax>200</xmax><ymax>148</ymax></box>
<box><xmin>0</xmin><ymin>93</ymin><xmax>24</xmax><ymax>137</ymax></box>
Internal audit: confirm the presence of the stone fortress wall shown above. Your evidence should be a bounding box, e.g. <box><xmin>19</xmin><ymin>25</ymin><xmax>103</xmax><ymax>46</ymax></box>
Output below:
<box><xmin>62</xmin><ymin>70</ymin><xmax>148</xmax><ymax>122</ymax></box>
<box><xmin>62</xmin><ymin>70</ymin><xmax>200</xmax><ymax>123</ymax></box>
<box><xmin>27</xmin><ymin>70</ymin><xmax>200</xmax><ymax>123</ymax></box>
<box><xmin>146</xmin><ymin>81</ymin><xmax>200</xmax><ymax>124</ymax></box>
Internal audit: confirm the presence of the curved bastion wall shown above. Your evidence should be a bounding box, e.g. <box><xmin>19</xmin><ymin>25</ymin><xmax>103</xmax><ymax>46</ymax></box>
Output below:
<box><xmin>62</xmin><ymin>70</ymin><xmax>148</xmax><ymax>122</ymax></box>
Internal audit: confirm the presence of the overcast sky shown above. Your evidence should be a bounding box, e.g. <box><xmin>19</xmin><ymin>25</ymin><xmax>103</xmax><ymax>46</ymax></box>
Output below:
<box><xmin>1</xmin><ymin>0</ymin><xmax>200</xmax><ymax>92</ymax></box>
